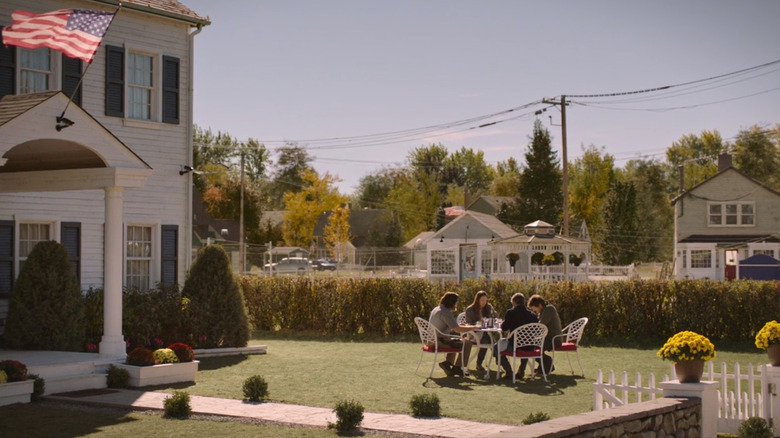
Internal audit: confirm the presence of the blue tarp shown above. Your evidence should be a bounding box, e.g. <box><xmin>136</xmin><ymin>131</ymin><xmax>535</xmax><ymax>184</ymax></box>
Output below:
<box><xmin>739</xmin><ymin>254</ymin><xmax>780</xmax><ymax>280</ymax></box>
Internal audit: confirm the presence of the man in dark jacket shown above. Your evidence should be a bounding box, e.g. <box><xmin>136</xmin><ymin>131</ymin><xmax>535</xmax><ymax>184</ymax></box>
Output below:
<box><xmin>497</xmin><ymin>292</ymin><xmax>538</xmax><ymax>379</ymax></box>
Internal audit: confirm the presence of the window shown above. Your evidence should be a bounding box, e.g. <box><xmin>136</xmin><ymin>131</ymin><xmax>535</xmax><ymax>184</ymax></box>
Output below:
<box><xmin>20</xmin><ymin>48</ymin><xmax>53</xmax><ymax>93</ymax></box>
<box><xmin>128</xmin><ymin>52</ymin><xmax>153</xmax><ymax>120</ymax></box>
<box><xmin>430</xmin><ymin>250</ymin><xmax>455</xmax><ymax>275</ymax></box>
<box><xmin>19</xmin><ymin>223</ymin><xmax>51</xmax><ymax>272</ymax></box>
<box><xmin>753</xmin><ymin>249</ymin><xmax>776</xmax><ymax>258</ymax></box>
<box><xmin>690</xmin><ymin>250</ymin><xmax>712</xmax><ymax>268</ymax></box>
<box><xmin>708</xmin><ymin>202</ymin><xmax>754</xmax><ymax>226</ymax></box>
<box><xmin>105</xmin><ymin>45</ymin><xmax>179</xmax><ymax>123</ymax></box>
<box><xmin>678</xmin><ymin>250</ymin><xmax>687</xmax><ymax>269</ymax></box>
<box><xmin>126</xmin><ymin>225</ymin><xmax>152</xmax><ymax>291</ymax></box>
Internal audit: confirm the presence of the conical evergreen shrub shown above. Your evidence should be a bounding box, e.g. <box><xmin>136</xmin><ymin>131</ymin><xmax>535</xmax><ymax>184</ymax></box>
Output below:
<box><xmin>5</xmin><ymin>241</ymin><xmax>85</xmax><ymax>350</ymax></box>
<box><xmin>182</xmin><ymin>244</ymin><xmax>250</xmax><ymax>347</ymax></box>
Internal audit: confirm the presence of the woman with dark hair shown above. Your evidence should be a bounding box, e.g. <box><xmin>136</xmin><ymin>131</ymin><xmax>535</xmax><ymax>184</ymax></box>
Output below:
<box><xmin>429</xmin><ymin>291</ymin><xmax>480</xmax><ymax>377</ymax></box>
<box><xmin>528</xmin><ymin>294</ymin><xmax>562</xmax><ymax>374</ymax></box>
<box><xmin>464</xmin><ymin>290</ymin><xmax>495</xmax><ymax>373</ymax></box>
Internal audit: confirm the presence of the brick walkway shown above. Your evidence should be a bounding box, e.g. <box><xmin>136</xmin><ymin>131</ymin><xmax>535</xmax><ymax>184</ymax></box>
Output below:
<box><xmin>47</xmin><ymin>388</ymin><xmax>523</xmax><ymax>437</ymax></box>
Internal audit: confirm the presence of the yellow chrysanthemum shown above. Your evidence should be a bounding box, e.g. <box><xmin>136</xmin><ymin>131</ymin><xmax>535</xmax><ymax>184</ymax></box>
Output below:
<box><xmin>755</xmin><ymin>321</ymin><xmax>780</xmax><ymax>350</ymax></box>
<box><xmin>657</xmin><ymin>330</ymin><xmax>716</xmax><ymax>363</ymax></box>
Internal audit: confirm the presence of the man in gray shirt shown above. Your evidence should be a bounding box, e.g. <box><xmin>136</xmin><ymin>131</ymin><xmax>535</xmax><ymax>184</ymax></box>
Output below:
<box><xmin>429</xmin><ymin>291</ymin><xmax>480</xmax><ymax>377</ymax></box>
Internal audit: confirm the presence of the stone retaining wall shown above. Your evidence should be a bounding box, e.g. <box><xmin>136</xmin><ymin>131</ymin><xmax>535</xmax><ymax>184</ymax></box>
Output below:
<box><xmin>489</xmin><ymin>397</ymin><xmax>701</xmax><ymax>438</ymax></box>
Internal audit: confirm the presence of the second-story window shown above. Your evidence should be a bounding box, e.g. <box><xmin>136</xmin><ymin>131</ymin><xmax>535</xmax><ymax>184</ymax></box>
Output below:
<box><xmin>708</xmin><ymin>202</ymin><xmax>754</xmax><ymax>227</ymax></box>
<box><xmin>20</xmin><ymin>48</ymin><xmax>53</xmax><ymax>93</ymax></box>
<box><xmin>128</xmin><ymin>52</ymin><xmax>153</xmax><ymax>120</ymax></box>
<box><xmin>19</xmin><ymin>222</ymin><xmax>51</xmax><ymax>272</ymax></box>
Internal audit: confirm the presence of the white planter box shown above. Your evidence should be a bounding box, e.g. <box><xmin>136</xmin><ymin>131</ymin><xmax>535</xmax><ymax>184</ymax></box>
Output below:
<box><xmin>0</xmin><ymin>380</ymin><xmax>35</xmax><ymax>406</ymax></box>
<box><xmin>115</xmin><ymin>361</ymin><xmax>199</xmax><ymax>387</ymax></box>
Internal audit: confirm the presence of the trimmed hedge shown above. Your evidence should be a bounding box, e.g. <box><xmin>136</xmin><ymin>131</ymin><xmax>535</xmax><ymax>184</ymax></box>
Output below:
<box><xmin>239</xmin><ymin>277</ymin><xmax>780</xmax><ymax>344</ymax></box>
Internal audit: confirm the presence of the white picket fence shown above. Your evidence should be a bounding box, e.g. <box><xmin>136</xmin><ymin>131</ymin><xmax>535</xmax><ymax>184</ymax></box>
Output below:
<box><xmin>593</xmin><ymin>362</ymin><xmax>771</xmax><ymax>435</ymax></box>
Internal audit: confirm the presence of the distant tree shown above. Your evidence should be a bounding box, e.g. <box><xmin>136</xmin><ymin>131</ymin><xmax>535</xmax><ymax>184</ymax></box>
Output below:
<box><xmin>282</xmin><ymin>170</ymin><xmax>346</xmax><ymax>247</ymax></box>
<box><xmin>490</xmin><ymin>158</ymin><xmax>521</xmax><ymax>197</ymax></box>
<box><xmin>5</xmin><ymin>241</ymin><xmax>84</xmax><ymax>351</ymax></box>
<box><xmin>386</xmin><ymin>169</ymin><xmax>442</xmax><ymax>242</ymax></box>
<box><xmin>599</xmin><ymin>181</ymin><xmax>640</xmax><ymax>265</ymax></box>
<box><xmin>507</xmin><ymin>120</ymin><xmax>562</xmax><ymax>229</ymax></box>
<box><xmin>267</xmin><ymin>142</ymin><xmax>315</xmax><ymax>209</ymax></box>
<box><xmin>366</xmin><ymin>211</ymin><xmax>404</xmax><ymax>248</ymax></box>
<box><xmin>568</xmin><ymin>145</ymin><xmax>615</xmax><ymax>242</ymax></box>
<box><xmin>324</xmin><ymin>204</ymin><xmax>352</xmax><ymax>262</ymax></box>
<box><xmin>182</xmin><ymin>244</ymin><xmax>250</xmax><ymax>348</ymax></box>
<box><xmin>442</xmin><ymin>146</ymin><xmax>494</xmax><ymax>202</ymax></box>
<box><xmin>665</xmin><ymin>130</ymin><xmax>725</xmax><ymax>191</ymax></box>
<box><xmin>354</xmin><ymin>168</ymin><xmax>399</xmax><ymax>209</ymax></box>
<box><xmin>732</xmin><ymin>124</ymin><xmax>780</xmax><ymax>190</ymax></box>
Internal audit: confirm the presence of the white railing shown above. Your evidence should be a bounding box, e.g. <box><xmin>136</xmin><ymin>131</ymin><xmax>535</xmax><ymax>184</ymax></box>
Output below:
<box><xmin>593</xmin><ymin>362</ymin><xmax>771</xmax><ymax>435</ymax></box>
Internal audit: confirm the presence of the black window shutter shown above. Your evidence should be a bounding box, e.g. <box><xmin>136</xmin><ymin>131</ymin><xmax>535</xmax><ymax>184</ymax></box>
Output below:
<box><xmin>0</xmin><ymin>44</ymin><xmax>15</xmax><ymax>100</ymax></box>
<box><xmin>105</xmin><ymin>45</ymin><xmax>124</xmax><ymax>117</ymax></box>
<box><xmin>0</xmin><ymin>220</ymin><xmax>15</xmax><ymax>298</ymax></box>
<box><xmin>61</xmin><ymin>55</ymin><xmax>83</xmax><ymax>106</ymax></box>
<box><xmin>61</xmin><ymin>222</ymin><xmax>81</xmax><ymax>283</ymax></box>
<box><xmin>162</xmin><ymin>55</ymin><xmax>180</xmax><ymax>124</ymax></box>
<box><xmin>161</xmin><ymin>225</ymin><xmax>178</xmax><ymax>287</ymax></box>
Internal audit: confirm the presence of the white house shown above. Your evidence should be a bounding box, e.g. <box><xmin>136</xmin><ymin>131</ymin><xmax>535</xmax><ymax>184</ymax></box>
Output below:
<box><xmin>0</xmin><ymin>0</ymin><xmax>209</xmax><ymax>358</ymax></box>
<box><xmin>671</xmin><ymin>154</ymin><xmax>780</xmax><ymax>280</ymax></box>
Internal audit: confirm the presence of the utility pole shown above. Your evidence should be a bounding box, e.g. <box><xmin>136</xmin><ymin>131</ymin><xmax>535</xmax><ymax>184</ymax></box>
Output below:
<box><xmin>542</xmin><ymin>95</ymin><xmax>569</xmax><ymax>237</ymax></box>
<box><xmin>239</xmin><ymin>150</ymin><xmax>245</xmax><ymax>274</ymax></box>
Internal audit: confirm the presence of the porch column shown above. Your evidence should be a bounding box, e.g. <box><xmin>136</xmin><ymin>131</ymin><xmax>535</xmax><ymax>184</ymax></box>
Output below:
<box><xmin>99</xmin><ymin>186</ymin><xmax>126</xmax><ymax>359</ymax></box>
<box><xmin>764</xmin><ymin>365</ymin><xmax>780</xmax><ymax>437</ymax></box>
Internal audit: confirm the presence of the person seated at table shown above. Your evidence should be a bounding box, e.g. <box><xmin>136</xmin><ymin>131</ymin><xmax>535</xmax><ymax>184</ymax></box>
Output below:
<box><xmin>464</xmin><ymin>290</ymin><xmax>496</xmax><ymax>373</ymax></box>
<box><xmin>528</xmin><ymin>294</ymin><xmax>562</xmax><ymax>375</ymax></box>
<box><xmin>496</xmin><ymin>292</ymin><xmax>538</xmax><ymax>380</ymax></box>
<box><xmin>429</xmin><ymin>291</ymin><xmax>480</xmax><ymax>377</ymax></box>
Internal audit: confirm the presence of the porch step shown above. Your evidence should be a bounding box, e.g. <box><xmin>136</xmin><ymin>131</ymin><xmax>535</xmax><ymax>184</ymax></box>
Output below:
<box><xmin>28</xmin><ymin>360</ymin><xmax>109</xmax><ymax>395</ymax></box>
<box><xmin>44</xmin><ymin>373</ymin><xmax>107</xmax><ymax>395</ymax></box>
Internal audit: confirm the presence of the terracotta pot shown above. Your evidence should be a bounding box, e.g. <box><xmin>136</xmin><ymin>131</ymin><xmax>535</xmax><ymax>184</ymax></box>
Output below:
<box><xmin>674</xmin><ymin>359</ymin><xmax>705</xmax><ymax>383</ymax></box>
<box><xmin>768</xmin><ymin>343</ymin><xmax>780</xmax><ymax>366</ymax></box>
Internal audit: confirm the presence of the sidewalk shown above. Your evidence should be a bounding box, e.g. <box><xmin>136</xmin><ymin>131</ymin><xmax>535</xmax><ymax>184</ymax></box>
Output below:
<box><xmin>47</xmin><ymin>388</ymin><xmax>522</xmax><ymax>438</ymax></box>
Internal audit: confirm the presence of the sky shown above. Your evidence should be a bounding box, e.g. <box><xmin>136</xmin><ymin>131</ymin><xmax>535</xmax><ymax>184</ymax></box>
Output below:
<box><xmin>182</xmin><ymin>0</ymin><xmax>780</xmax><ymax>195</ymax></box>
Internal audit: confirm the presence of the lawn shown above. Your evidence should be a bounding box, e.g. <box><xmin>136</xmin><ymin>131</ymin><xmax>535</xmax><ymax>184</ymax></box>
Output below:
<box><xmin>152</xmin><ymin>332</ymin><xmax>768</xmax><ymax>426</ymax></box>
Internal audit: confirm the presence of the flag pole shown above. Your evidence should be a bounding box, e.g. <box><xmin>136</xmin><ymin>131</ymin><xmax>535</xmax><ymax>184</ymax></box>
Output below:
<box><xmin>57</xmin><ymin>3</ymin><xmax>122</xmax><ymax>129</ymax></box>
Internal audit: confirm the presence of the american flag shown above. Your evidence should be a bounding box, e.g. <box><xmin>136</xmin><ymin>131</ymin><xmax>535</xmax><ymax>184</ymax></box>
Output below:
<box><xmin>2</xmin><ymin>9</ymin><xmax>116</xmax><ymax>64</ymax></box>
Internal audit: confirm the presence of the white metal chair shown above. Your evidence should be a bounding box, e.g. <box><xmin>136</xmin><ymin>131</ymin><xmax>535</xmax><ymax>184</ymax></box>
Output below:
<box><xmin>499</xmin><ymin>322</ymin><xmax>548</xmax><ymax>383</ymax></box>
<box><xmin>551</xmin><ymin>317</ymin><xmax>589</xmax><ymax>375</ymax></box>
<box><xmin>413</xmin><ymin>317</ymin><xmax>465</xmax><ymax>378</ymax></box>
<box><xmin>457</xmin><ymin>312</ymin><xmax>494</xmax><ymax>376</ymax></box>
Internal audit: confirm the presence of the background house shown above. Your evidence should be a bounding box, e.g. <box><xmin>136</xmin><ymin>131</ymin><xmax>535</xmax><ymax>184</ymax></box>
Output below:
<box><xmin>466</xmin><ymin>195</ymin><xmax>514</xmax><ymax>216</ymax></box>
<box><xmin>0</xmin><ymin>0</ymin><xmax>208</xmax><ymax>357</ymax></box>
<box><xmin>672</xmin><ymin>153</ymin><xmax>780</xmax><ymax>280</ymax></box>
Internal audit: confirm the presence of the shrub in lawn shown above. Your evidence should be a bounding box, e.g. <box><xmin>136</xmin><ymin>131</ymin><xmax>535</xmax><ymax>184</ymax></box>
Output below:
<box><xmin>126</xmin><ymin>347</ymin><xmax>156</xmax><ymax>366</ymax></box>
<box><xmin>409</xmin><ymin>393</ymin><xmax>440</xmax><ymax>417</ymax></box>
<box><xmin>4</xmin><ymin>241</ymin><xmax>85</xmax><ymax>351</ymax></box>
<box><xmin>242</xmin><ymin>375</ymin><xmax>269</xmax><ymax>402</ymax></box>
<box><xmin>522</xmin><ymin>411</ymin><xmax>550</xmax><ymax>425</ymax></box>
<box><xmin>182</xmin><ymin>245</ymin><xmax>251</xmax><ymax>348</ymax></box>
<box><xmin>106</xmin><ymin>364</ymin><xmax>130</xmax><ymax>388</ymax></box>
<box><xmin>153</xmin><ymin>348</ymin><xmax>180</xmax><ymax>364</ymax></box>
<box><xmin>328</xmin><ymin>399</ymin><xmax>364</xmax><ymax>433</ymax></box>
<box><xmin>738</xmin><ymin>416</ymin><xmax>772</xmax><ymax>438</ymax></box>
<box><xmin>163</xmin><ymin>391</ymin><xmax>192</xmax><ymax>419</ymax></box>
<box><xmin>29</xmin><ymin>373</ymin><xmax>45</xmax><ymax>402</ymax></box>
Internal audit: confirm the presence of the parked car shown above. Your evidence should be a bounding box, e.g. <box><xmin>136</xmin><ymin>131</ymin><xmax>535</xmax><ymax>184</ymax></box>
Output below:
<box><xmin>311</xmin><ymin>258</ymin><xmax>337</xmax><ymax>271</ymax></box>
<box><xmin>263</xmin><ymin>257</ymin><xmax>312</xmax><ymax>275</ymax></box>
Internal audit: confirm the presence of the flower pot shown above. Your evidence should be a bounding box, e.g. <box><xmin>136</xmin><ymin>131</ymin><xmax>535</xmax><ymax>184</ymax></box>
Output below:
<box><xmin>674</xmin><ymin>359</ymin><xmax>705</xmax><ymax>383</ymax></box>
<box><xmin>768</xmin><ymin>344</ymin><xmax>780</xmax><ymax>366</ymax></box>
<box><xmin>0</xmin><ymin>380</ymin><xmax>35</xmax><ymax>406</ymax></box>
<box><xmin>115</xmin><ymin>360</ymin><xmax>199</xmax><ymax>387</ymax></box>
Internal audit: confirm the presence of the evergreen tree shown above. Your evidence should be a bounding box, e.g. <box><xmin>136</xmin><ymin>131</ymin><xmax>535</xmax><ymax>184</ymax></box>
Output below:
<box><xmin>5</xmin><ymin>241</ymin><xmax>85</xmax><ymax>351</ymax></box>
<box><xmin>599</xmin><ymin>181</ymin><xmax>640</xmax><ymax>265</ymax></box>
<box><xmin>182</xmin><ymin>245</ymin><xmax>250</xmax><ymax>348</ymax></box>
<box><xmin>508</xmin><ymin>120</ymin><xmax>562</xmax><ymax>229</ymax></box>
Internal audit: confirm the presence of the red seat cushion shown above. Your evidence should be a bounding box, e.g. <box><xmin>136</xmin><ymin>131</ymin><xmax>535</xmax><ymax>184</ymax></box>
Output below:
<box><xmin>556</xmin><ymin>342</ymin><xmax>578</xmax><ymax>351</ymax></box>
<box><xmin>423</xmin><ymin>345</ymin><xmax>461</xmax><ymax>353</ymax></box>
<box><xmin>500</xmin><ymin>348</ymin><xmax>541</xmax><ymax>357</ymax></box>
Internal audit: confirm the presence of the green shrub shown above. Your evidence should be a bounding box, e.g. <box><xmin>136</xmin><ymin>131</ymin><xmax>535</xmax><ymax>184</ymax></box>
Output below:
<box><xmin>29</xmin><ymin>374</ymin><xmax>45</xmax><ymax>402</ymax></box>
<box><xmin>182</xmin><ymin>245</ymin><xmax>250</xmax><ymax>348</ymax></box>
<box><xmin>328</xmin><ymin>399</ymin><xmax>364</xmax><ymax>433</ymax></box>
<box><xmin>522</xmin><ymin>411</ymin><xmax>550</xmax><ymax>425</ymax></box>
<box><xmin>0</xmin><ymin>360</ymin><xmax>28</xmax><ymax>381</ymax></box>
<box><xmin>409</xmin><ymin>393</ymin><xmax>440</xmax><ymax>417</ymax></box>
<box><xmin>126</xmin><ymin>347</ymin><xmax>155</xmax><ymax>366</ymax></box>
<box><xmin>122</xmin><ymin>284</ymin><xmax>187</xmax><ymax>351</ymax></box>
<box><xmin>153</xmin><ymin>348</ymin><xmax>180</xmax><ymax>364</ymax></box>
<box><xmin>738</xmin><ymin>416</ymin><xmax>772</xmax><ymax>438</ymax></box>
<box><xmin>163</xmin><ymin>391</ymin><xmax>192</xmax><ymax>419</ymax></box>
<box><xmin>106</xmin><ymin>365</ymin><xmax>130</xmax><ymax>388</ymax></box>
<box><xmin>242</xmin><ymin>375</ymin><xmax>269</xmax><ymax>402</ymax></box>
<box><xmin>4</xmin><ymin>241</ymin><xmax>84</xmax><ymax>350</ymax></box>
